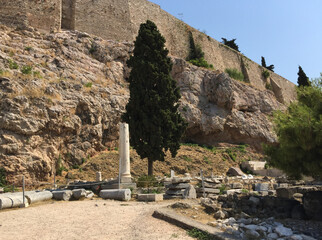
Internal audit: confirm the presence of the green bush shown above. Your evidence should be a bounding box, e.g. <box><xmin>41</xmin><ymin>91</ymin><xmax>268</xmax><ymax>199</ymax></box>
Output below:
<box><xmin>33</xmin><ymin>71</ymin><xmax>42</xmax><ymax>78</ymax></box>
<box><xmin>89</xmin><ymin>42</ymin><xmax>97</xmax><ymax>54</ymax></box>
<box><xmin>225</xmin><ymin>148</ymin><xmax>237</xmax><ymax>161</ymax></box>
<box><xmin>55</xmin><ymin>155</ymin><xmax>67</xmax><ymax>176</ymax></box>
<box><xmin>0</xmin><ymin>69</ymin><xmax>3</xmax><ymax>75</ymax></box>
<box><xmin>21</xmin><ymin>65</ymin><xmax>33</xmax><ymax>74</ymax></box>
<box><xmin>203</xmin><ymin>156</ymin><xmax>210</xmax><ymax>164</ymax></box>
<box><xmin>187</xmin><ymin>228</ymin><xmax>213</xmax><ymax>240</ymax></box>
<box><xmin>187</xmin><ymin>31</ymin><xmax>213</xmax><ymax>69</ymax></box>
<box><xmin>0</xmin><ymin>168</ymin><xmax>7</xmax><ymax>187</ymax></box>
<box><xmin>189</xmin><ymin>58</ymin><xmax>213</xmax><ymax>69</ymax></box>
<box><xmin>262</xmin><ymin>69</ymin><xmax>270</xmax><ymax>79</ymax></box>
<box><xmin>264</xmin><ymin>78</ymin><xmax>322</xmax><ymax>179</ymax></box>
<box><xmin>225</xmin><ymin>68</ymin><xmax>244</xmax><ymax>82</ymax></box>
<box><xmin>265</xmin><ymin>82</ymin><xmax>272</xmax><ymax>90</ymax></box>
<box><xmin>182</xmin><ymin>155</ymin><xmax>192</xmax><ymax>162</ymax></box>
<box><xmin>84</xmin><ymin>82</ymin><xmax>92</xmax><ymax>88</ymax></box>
<box><xmin>24</xmin><ymin>46</ymin><xmax>33</xmax><ymax>51</ymax></box>
<box><xmin>219</xmin><ymin>184</ymin><xmax>226</xmax><ymax>195</ymax></box>
<box><xmin>237</xmin><ymin>144</ymin><xmax>248</xmax><ymax>153</ymax></box>
<box><xmin>8</xmin><ymin>59</ymin><xmax>18</xmax><ymax>69</ymax></box>
<box><xmin>241</xmin><ymin>189</ymin><xmax>249</xmax><ymax>194</ymax></box>
<box><xmin>137</xmin><ymin>175</ymin><xmax>159</xmax><ymax>188</ymax></box>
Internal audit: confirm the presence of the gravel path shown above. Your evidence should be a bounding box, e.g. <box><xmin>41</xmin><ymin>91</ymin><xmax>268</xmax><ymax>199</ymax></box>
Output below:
<box><xmin>0</xmin><ymin>199</ymin><xmax>194</xmax><ymax>240</ymax></box>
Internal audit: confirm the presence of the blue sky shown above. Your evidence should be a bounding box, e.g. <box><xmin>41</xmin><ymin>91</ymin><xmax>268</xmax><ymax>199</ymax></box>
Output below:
<box><xmin>149</xmin><ymin>0</ymin><xmax>322</xmax><ymax>84</ymax></box>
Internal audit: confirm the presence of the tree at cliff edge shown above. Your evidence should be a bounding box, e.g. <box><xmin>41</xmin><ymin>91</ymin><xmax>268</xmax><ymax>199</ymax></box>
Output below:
<box><xmin>297</xmin><ymin>65</ymin><xmax>310</xmax><ymax>87</ymax></box>
<box><xmin>264</xmin><ymin>76</ymin><xmax>322</xmax><ymax>179</ymax></box>
<box><xmin>221</xmin><ymin>38</ymin><xmax>240</xmax><ymax>52</ymax></box>
<box><xmin>122</xmin><ymin>20</ymin><xmax>187</xmax><ymax>176</ymax></box>
<box><xmin>261</xmin><ymin>56</ymin><xmax>274</xmax><ymax>72</ymax></box>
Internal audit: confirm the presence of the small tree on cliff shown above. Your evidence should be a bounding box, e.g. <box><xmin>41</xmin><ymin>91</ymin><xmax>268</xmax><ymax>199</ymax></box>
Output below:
<box><xmin>122</xmin><ymin>20</ymin><xmax>187</xmax><ymax>176</ymax></box>
<box><xmin>221</xmin><ymin>38</ymin><xmax>240</xmax><ymax>52</ymax></box>
<box><xmin>297</xmin><ymin>66</ymin><xmax>310</xmax><ymax>87</ymax></box>
<box><xmin>261</xmin><ymin>56</ymin><xmax>275</xmax><ymax>72</ymax></box>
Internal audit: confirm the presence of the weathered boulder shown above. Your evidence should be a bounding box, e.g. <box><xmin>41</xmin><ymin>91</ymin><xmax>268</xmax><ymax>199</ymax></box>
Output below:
<box><xmin>183</xmin><ymin>185</ymin><xmax>196</xmax><ymax>199</ymax></box>
<box><xmin>227</xmin><ymin>167</ymin><xmax>244</xmax><ymax>176</ymax></box>
<box><xmin>173</xmin><ymin>58</ymin><xmax>286</xmax><ymax>148</ymax></box>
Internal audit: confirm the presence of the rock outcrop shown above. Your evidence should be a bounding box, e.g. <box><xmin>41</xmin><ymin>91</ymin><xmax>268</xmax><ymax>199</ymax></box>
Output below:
<box><xmin>0</xmin><ymin>25</ymin><xmax>289</xmax><ymax>183</ymax></box>
<box><xmin>173</xmin><ymin>58</ymin><xmax>286</xmax><ymax>147</ymax></box>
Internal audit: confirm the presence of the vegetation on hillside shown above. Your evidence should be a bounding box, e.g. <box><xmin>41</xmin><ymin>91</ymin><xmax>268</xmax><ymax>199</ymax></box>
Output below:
<box><xmin>261</xmin><ymin>56</ymin><xmax>275</xmax><ymax>72</ymax></box>
<box><xmin>221</xmin><ymin>38</ymin><xmax>240</xmax><ymax>52</ymax></box>
<box><xmin>264</xmin><ymin>76</ymin><xmax>322</xmax><ymax>179</ymax></box>
<box><xmin>122</xmin><ymin>20</ymin><xmax>187</xmax><ymax>176</ymax></box>
<box><xmin>187</xmin><ymin>32</ymin><xmax>213</xmax><ymax>69</ymax></box>
<box><xmin>225</xmin><ymin>68</ymin><xmax>245</xmax><ymax>82</ymax></box>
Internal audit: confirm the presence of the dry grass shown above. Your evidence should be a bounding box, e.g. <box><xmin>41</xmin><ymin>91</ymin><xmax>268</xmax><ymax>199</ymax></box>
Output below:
<box><xmin>0</xmin><ymin>70</ymin><xmax>13</xmax><ymax>78</ymax></box>
<box><xmin>21</xmin><ymin>87</ymin><xmax>45</xmax><ymax>99</ymax></box>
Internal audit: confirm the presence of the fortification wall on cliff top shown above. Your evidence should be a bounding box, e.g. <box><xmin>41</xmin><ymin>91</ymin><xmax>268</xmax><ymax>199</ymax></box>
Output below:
<box><xmin>127</xmin><ymin>0</ymin><xmax>296</xmax><ymax>104</ymax></box>
<box><xmin>0</xmin><ymin>0</ymin><xmax>296</xmax><ymax>103</ymax></box>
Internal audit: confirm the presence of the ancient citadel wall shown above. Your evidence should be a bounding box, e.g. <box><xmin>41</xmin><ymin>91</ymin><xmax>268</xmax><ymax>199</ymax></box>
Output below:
<box><xmin>0</xmin><ymin>0</ymin><xmax>296</xmax><ymax>103</ymax></box>
<box><xmin>128</xmin><ymin>0</ymin><xmax>296</xmax><ymax>104</ymax></box>
<box><xmin>25</xmin><ymin>0</ymin><xmax>61</xmax><ymax>32</ymax></box>
<box><xmin>0</xmin><ymin>0</ymin><xmax>28</xmax><ymax>28</ymax></box>
<box><xmin>73</xmin><ymin>0</ymin><xmax>133</xmax><ymax>41</ymax></box>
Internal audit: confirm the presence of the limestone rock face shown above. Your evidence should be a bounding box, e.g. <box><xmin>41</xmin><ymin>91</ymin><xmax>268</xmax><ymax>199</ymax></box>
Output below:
<box><xmin>172</xmin><ymin>58</ymin><xmax>286</xmax><ymax>148</ymax></box>
<box><xmin>0</xmin><ymin>25</ymin><xmax>289</xmax><ymax>183</ymax></box>
<box><xmin>0</xmin><ymin>26</ymin><xmax>130</xmax><ymax>184</ymax></box>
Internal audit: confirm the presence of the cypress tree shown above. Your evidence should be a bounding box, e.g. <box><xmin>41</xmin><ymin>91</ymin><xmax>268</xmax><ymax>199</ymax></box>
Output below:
<box><xmin>187</xmin><ymin>31</ymin><xmax>204</xmax><ymax>60</ymax></box>
<box><xmin>261</xmin><ymin>56</ymin><xmax>267</xmax><ymax>68</ymax></box>
<box><xmin>297</xmin><ymin>66</ymin><xmax>310</xmax><ymax>87</ymax></box>
<box><xmin>122</xmin><ymin>20</ymin><xmax>187</xmax><ymax>176</ymax></box>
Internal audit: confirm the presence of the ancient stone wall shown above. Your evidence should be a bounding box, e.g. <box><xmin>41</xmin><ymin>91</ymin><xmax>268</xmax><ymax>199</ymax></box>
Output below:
<box><xmin>25</xmin><ymin>0</ymin><xmax>61</xmax><ymax>32</ymax></box>
<box><xmin>0</xmin><ymin>0</ymin><xmax>28</xmax><ymax>28</ymax></box>
<box><xmin>73</xmin><ymin>0</ymin><xmax>133</xmax><ymax>41</ymax></box>
<box><xmin>0</xmin><ymin>0</ymin><xmax>296</xmax><ymax>103</ymax></box>
<box><xmin>127</xmin><ymin>0</ymin><xmax>296</xmax><ymax>103</ymax></box>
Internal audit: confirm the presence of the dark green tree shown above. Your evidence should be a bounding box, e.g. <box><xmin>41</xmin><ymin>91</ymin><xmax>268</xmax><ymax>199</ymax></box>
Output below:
<box><xmin>187</xmin><ymin>31</ymin><xmax>204</xmax><ymax>60</ymax></box>
<box><xmin>264</xmin><ymin>76</ymin><xmax>322</xmax><ymax>179</ymax></box>
<box><xmin>221</xmin><ymin>38</ymin><xmax>240</xmax><ymax>52</ymax></box>
<box><xmin>261</xmin><ymin>56</ymin><xmax>274</xmax><ymax>72</ymax></box>
<box><xmin>122</xmin><ymin>20</ymin><xmax>187</xmax><ymax>176</ymax></box>
<box><xmin>297</xmin><ymin>66</ymin><xmax>310</xmax><ymax>87</ymax></box>
<box><xmin>261</xmin><ymin>56</ymin><xmax>267</xmax><ymax>68</ymax></box>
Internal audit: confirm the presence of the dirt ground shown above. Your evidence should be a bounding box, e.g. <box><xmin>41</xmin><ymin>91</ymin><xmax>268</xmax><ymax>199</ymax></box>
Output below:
<box><xmin>0</xmin><ymin>199</ymin><xmax>195</xmax><ymax>240</ymax></box>
<box><xmin>54</xmin><ymin>144</ymin><xmax>264</xmax><ymax>185</ymax></box>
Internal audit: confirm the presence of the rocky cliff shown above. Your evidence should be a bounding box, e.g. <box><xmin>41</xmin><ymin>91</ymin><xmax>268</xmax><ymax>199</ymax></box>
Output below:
<box><xmin>0</xmin><ymin>25</ymin><xmax>286</xmax><ymax>183</ymax></box>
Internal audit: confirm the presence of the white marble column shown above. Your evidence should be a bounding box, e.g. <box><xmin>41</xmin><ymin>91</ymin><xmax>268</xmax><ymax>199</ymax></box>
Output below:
<box><xmin>119</xmin><ymin>123</ymin><xmax>131</xmax><ymax>182</ymax></box>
